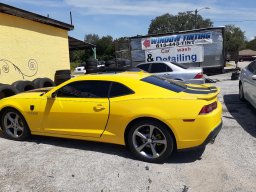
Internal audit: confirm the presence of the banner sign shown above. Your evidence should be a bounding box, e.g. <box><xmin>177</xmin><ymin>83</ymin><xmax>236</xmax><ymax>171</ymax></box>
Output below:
<box><xmin>142</xmin><ymin>32</ymin><xmax>212</xmax><ymax>50</ymax></box>
<box><xmin>145</xmin><ymin>46</ymin><xmax>204</xmax><ymax>63</ymax></box>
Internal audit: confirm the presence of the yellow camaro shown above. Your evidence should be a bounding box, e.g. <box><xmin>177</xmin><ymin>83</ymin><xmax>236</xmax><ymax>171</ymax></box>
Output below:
<box><xmin>0</xmin><ymin>71</ymin><xmax>222</xmax><ymax>163</ymax></box>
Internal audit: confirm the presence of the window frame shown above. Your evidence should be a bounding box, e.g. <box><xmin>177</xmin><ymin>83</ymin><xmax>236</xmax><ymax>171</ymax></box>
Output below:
<box><xmin>55</xmin><ymin>80</ymin><xmax>135</xmax><ymax>99</ymax></box>
<box><xmin>247</xmin><ymin>61</ymin><xmax>256</xmax><ymax>74</ymax></box>
<box><xmin>137</xmin><ymin>63</ymin><xmax>151</xmax><ymax>72</ymax></box>
<box><xmin>109</xmin><ymin>82</ymin><xmax>135</xmax><ymax>98</ymax></box>
<box><xmin>149</xmin><ymin>63</ymin><xmax>173</xmax><ymax>73</ymax></box>
<box><xmin>55</xmin><ymin>80</ymin><xmax>111</xmax><ymax>99</ymax></box>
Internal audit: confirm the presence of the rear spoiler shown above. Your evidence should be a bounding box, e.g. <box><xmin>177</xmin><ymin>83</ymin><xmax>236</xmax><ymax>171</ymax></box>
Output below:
<box><xmin>197</xmin><ymin>88</ymin><xmax>220</xmax><ymax>101</ymax></box>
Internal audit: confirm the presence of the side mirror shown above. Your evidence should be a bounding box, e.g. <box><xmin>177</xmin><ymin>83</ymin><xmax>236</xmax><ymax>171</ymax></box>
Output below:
<box><xmin>51</xmin><ymin>92</ymin><xmax>57</xmax><ymax>98</ymax></box>
<box><xmin>252</xmin><ymin>75</ymin><xmax>256</xmax><ymax>80</ymax></box>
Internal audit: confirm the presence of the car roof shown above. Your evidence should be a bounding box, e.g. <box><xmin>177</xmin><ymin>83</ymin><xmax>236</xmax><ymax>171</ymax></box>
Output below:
<box><xmin>71</xmin><ymin>71</ymin><xmax>151</xmax><ymax>81</ymax></box>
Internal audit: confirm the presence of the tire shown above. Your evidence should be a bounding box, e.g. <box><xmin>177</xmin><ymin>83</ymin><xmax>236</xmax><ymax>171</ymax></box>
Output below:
<box><xmin>0</xmin><ymin>85</ymin><xmax>18</xmax><ymax>99</ymax></box>
<box><xmin>0</xmin><ymin>108</ymin><xmax>31</xmax><ymax>141</ymax></box>
<box><xmin>54</xmin><ymin>70</ymin><xmax>71</xmax><ymax>86</ymax></box>
<box><xmin>219</xmin><ymin>67</ymin><xmax>225</xmax><ymax>74</ymax></box>
<box><xmin>86</xmin><ymin>68</ymin><xmax>98</xmax><ymax>74</ymax></box>
<box><xmin>86</xmin><ymin>58</ymin><xmax>98</xmax><ymax>67</ymax></box>
<box><xmin>33</xmin><ymin>78</ymin><xmax>55</xmax><ymax>88</ymax></box>
<box><xmin>86</xmin><ymin>62</ymin><xmax>98</xmax><ymax>67</ymax></box>
<box><xmin>239</xmin><ymin>83</ymin><xmax>245</xmax><ymax>101</ymax></box>
<box><xmin>105</xmin><ymin>60</ymin><xmax>116</xmax><ymax>67</ymax></box>
<box><xmin>55</xmin><ymin>70</ymin><xmax>71</xmax><ymax>75</ymax></box>
<box><xmin>85</xmin><ymin>65</ymin><xmax>98</xmax><ymax>74</ymax></box>
<box><xmin>231</xmin><ymin>72</ymin><xmax>240</xmax><ymax>80</ymax></box>
<box><xmin>12</xmin><ymin>81</ymin><xmax>35</xmax><ymax>92</ymax></box>
<box><xmin>127</xmin><ymin>120</ymin><xmax>174</xmax><ymax>163</ymax></box>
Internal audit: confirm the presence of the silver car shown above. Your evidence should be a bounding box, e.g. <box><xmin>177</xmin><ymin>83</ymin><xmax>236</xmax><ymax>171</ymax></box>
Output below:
<box><xmin>239</xmin><ymin>60</ymin><xmax>256</xmax><ymax>108</ymax></box>
<box><xmin>136</xmin><ymin>62</ymin><xmax>205</xmax><ymax>84</ymax></box>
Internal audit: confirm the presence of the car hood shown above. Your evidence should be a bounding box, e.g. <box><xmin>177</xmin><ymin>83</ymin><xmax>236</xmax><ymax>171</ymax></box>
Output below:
<box><xmin>11</xmin><ymin>87</ymin><xmax>54</xmax><ymax>99</ymax></box>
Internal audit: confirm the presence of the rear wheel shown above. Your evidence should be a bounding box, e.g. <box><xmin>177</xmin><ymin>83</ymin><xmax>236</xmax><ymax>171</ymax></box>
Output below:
<box><xmin>128</xmin><ymin>120</ymin><xmax>174</xmax><ymax>163</ymax></box>
<box><xmin>239</xmin><ymin>83</ymin><xmax>245</xmax><ymax>101</ymax></box>
<box><xmin>1</xmin><ymin>109</ymin><xmax>30</xmax><ymax>141</ymax></box>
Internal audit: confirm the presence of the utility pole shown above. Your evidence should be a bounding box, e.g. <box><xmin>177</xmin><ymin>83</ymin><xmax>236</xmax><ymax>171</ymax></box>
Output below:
<box><xmin>194</xmin><ymin>9</ymin><xmax>198</xmax><ymax>29</ymax></box>
<box><xmin>193</xmin><ymin>7</ymin><xmax>210</xmax><ymax>29</ymax></box>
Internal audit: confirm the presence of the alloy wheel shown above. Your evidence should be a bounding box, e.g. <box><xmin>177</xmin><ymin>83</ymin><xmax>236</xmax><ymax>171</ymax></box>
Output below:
<box><xmin>132</xmin><ymin>124</ymin><xmax>168</xmax><ymax>159</ymax></box>
<box><xmin>3</xmin><ymin>111</ymin><xmax>25</xmax><ymax>138</ymax></box>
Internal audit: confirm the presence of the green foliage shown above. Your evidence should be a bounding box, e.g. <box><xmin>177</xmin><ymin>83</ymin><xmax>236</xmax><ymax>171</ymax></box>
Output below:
<box><xmin>246</xmin><ymin>37</ymin><xmax>256</xmax><ymax>50</ymax></box>
<box><xmin>69</xmin><ymin>49</ymin><xmax>92</xmax><ymax>66</ymax></box>
<box><xmin>224</xmin><ymin>25</ymin><xmax>246</xmax><ymax>60</ymax></box>
<box><xmin>70</xmin><ymin>34</ymin><xmax>115</xmax><ymax>65</ymax></box>
<box><xmin>148</xmin><ymin>12</ymin><xmax>213</xmax><ymax>34</ymax></box>
<box><xmin>70</xmin><ymin>62</ymin><xmax>80</xmax><ymax>71</ymax></box>
<box><xmin>96</xmin><ymin>35</ymin><xmax>115</xmax><ymax>61</ymax></box>
<box><xmin>84</xmin><ymin>34</ymin><xmax>100</xmax><ymax>44</ymax></box>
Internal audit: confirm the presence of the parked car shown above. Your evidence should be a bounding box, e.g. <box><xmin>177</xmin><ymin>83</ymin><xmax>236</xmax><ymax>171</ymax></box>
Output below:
<box><xmin>0</xmin><ymin>72</ymin><xmax>222</xmax><ymax>163</ymax></box>
<box><xmin>73</xmin><ymin>66</ymin><xmax>86</xmax><ymax>75</ymax></box>
<box><xmin>239</xmin><ymin>60</ymin><xmax>256</xmax><ymax>108</ymax></box>
<box><xmin>136</xmin><ymin>62</ymin><xmax>205</xmax><ymax>84</ymax></box>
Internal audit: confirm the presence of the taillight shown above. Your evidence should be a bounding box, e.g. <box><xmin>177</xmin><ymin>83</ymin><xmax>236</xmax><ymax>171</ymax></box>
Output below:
<box><xmin>199</xmin><ymin>101</ymin><xmax>217</xmax><ymax>115</ymax></box>
<box><xmin>194</xmin><ymin>72</ymin><xmax>204</xmax><ymax>79</ymax></box>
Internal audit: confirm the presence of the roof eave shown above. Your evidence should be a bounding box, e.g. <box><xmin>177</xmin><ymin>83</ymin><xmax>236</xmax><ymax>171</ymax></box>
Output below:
<box><xmin>0</xmin><ymin>3</ymin><xmax>74</xmax><ymax>31</ymax></box>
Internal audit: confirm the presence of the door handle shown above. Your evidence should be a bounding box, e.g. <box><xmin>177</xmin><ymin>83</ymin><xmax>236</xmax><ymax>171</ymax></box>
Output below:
<box><xmin>94</xmin><ymin>104</ymin><xmax>105</xmax><ymax>111</ymax></box>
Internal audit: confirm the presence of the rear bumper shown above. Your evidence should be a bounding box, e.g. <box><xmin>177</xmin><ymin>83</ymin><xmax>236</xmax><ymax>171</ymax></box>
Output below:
<box><xmin>178</xmin><ymin>121</ymin><xmax>222</xmax><ymax>151</ymax></box>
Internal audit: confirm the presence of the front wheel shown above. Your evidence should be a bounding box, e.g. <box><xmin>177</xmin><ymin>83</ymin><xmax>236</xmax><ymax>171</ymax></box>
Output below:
<box><xmin>1</xmin><ymin>109</ymin><xmax>31</xmax><ymax>141</ymax></box>
<box><xmin>239</xmin><ymin>83</ymin><xmax>245</xmax><ymax>101</ymax></box>
<box><xmin>128</xmin><ymin>120</ymin><xmax>174</xmax><ymax>163</ymax></box>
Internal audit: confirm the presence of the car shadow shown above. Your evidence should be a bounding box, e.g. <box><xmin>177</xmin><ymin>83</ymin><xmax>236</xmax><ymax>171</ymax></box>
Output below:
<box><xmin>0</xmin><ymin>132</ymin><xmax>204</xmax><ymax>164</ymax></box>
<box><xmin>223</xmin><ymin>94</ymin><xmax>256</xmax><ymax>138</ymax></box>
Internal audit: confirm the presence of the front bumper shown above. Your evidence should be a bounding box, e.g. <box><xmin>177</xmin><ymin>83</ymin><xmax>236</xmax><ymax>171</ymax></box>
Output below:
<box><xmin>178</xmin><ymin>121</ymin><xmax>222</xmax><ymax>151</ymax></box>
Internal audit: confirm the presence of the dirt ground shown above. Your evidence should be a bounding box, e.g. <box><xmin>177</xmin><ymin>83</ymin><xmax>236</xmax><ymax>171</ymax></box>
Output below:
<box><xmin>0</xmin><ymin>63</ymin><xmax>255</xmax><ymax>192</ymax></box>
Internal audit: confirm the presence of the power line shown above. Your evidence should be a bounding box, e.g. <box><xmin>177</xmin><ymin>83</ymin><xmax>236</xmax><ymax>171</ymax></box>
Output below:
<box><xmin>214</xmin><ymin>19</ymin><xmax>256</xmax><ymax>23</ymax></box>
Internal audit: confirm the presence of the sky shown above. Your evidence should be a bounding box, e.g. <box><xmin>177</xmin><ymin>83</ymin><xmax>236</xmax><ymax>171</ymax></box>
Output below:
<box><xmin>1</xmin><ymin>0</ymin><xmax>256</xmax><ymax>41</ymax></box>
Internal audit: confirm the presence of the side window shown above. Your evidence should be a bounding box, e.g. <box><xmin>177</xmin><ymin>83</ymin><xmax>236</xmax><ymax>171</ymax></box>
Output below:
<box><xmin>57</xmin><ymin>81</ymin><xmax>110</xmax><ymax>98</ymax></box>
<box><xmin>110</xmin><ymin>82</ymin><xmax>134</xmax><ymax>98</ymax></box>
<box><xmin>252</xmin><ymin>62</ymin><xmax>256</xmax><ymax>74</ymax></box>
<box><xmin>247</xmin><ymin>61</ymin><xmax>256</xmax><ymax>74</ymax></box>
<box><xmin>150</xmin><ymin>63</ymin><xmax>169</xmax><ymax>73</ymax></box>
<box><xmin>137</xmin><ymin>64</ymin><xmax>150</xmax><ymax>72</ymax></box>
<box><xmin>166</xmin><ymin>65</ymin><xmax>173</xmax><ymax>72</ymax></box>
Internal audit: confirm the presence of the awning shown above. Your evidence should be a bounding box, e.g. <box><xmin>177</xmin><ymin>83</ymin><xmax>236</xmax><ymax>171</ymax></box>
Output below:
<box><xmin>68</xmin><ymin>36</ymin><xmax>96</xmax><ymax>51</ymax></box>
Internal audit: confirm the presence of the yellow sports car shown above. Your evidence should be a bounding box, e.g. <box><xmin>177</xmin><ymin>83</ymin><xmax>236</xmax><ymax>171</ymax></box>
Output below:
<box><xmin>0</xmin><ymin>71</ymin><xmax>222</xmax><ymax>163</ymax></box>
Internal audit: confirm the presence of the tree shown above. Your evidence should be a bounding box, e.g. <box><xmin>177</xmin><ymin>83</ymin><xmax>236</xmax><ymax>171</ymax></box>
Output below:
<box><xmin>224</xmin><ymin>25</ymin><xmax>246</xmax><ymax>60</ymax></box>
<box><xmin>70</xmin><ymin>34</ymin><xmax>115</xmax><ymax>65</ymax></box>
<box><xmin>148</xmin><ymin>12</ymin><xmax>213</xmax><ymax>34</ymax></box>
<box><xmin>96</xmin><ymin>35</ymin><xmax>115</xmax><ymax>61</ymax></box>
<box><xmin>246</xmin><ymin>37</ymin><xmax>256</xmax><ymax>50</ymax></box>
<box><xmin>84</xmin><ymin>33</ymin><xmax>99</xmax><ymax>44</ymax></box>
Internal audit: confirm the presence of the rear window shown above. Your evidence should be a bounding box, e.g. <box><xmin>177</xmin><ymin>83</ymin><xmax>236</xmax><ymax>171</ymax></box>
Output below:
<box><xmin>137</xmin><ymin>64</ymin><xmax>150</xmax><ymax>72</ymax></box>
<box><xmin>141</xmin><ymin>76</ymin><xmax>187</xmax><ymax>93</ymax></box>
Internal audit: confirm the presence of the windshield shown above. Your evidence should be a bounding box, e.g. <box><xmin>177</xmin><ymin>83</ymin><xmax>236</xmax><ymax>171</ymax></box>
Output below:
<box><xmin>141</xmin><ymin>75</ymin><xmax>187</xmax><ymax>93</ymax></box>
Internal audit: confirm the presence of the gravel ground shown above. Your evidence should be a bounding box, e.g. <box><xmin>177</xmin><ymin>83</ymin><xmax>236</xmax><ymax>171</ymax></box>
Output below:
<box><xmin>0</xmin><ymin>68</ymin><xmax>256</xmax><ymax>192</ymax></box>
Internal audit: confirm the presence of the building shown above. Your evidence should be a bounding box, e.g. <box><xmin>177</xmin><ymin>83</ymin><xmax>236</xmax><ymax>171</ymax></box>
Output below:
<box><xmin>0</xmin><ymin>3</ymin><xmax>74</xmax><ymax>84</ymax></box>
<box><xmin>239</xmin><ymin>49</ymin><xmax>256</xmax><ymax>61</ymax></box>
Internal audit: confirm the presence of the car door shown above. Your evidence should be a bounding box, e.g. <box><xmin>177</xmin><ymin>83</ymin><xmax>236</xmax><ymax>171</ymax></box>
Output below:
<box><xmin>149</xmin><ymin>63</ymin><xmax>173</xmax><ymax>78</ymax></box>
<box><xmin>42</xmin><ymin>80</ymin><xmax>110</xmax><ymax>138</ymax></box>
<box><xmin>244</xmin><ymin>61</ymin><xmax>256</xmax><ymax>106</ymax></box>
